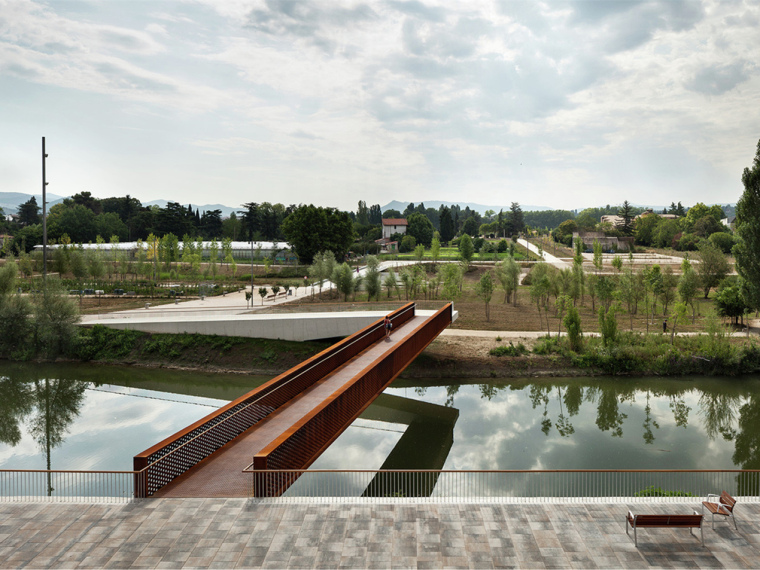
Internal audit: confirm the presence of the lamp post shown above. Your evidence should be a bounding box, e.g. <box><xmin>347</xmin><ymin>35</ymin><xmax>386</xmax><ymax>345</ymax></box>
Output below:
<box><xmin>42</xmin><ymin>137</ymin><xmax>48</xmax><ymax>283</ymax></box>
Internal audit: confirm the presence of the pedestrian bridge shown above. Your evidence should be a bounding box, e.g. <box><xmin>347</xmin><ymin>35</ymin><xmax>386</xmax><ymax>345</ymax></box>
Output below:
<box><xmin>133</xmin><ymin>302</ymin><xmax>455</xmax><ymax>498</ymax></box>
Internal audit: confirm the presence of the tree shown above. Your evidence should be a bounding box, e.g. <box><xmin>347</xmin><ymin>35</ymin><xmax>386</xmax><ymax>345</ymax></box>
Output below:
<box><xmin>458</xmin><ymin>234</ymin><xmax>474</xmax><ymax>263</ymax></box>
<box><xmin>430</xmin><ymin>234</ymin><xmax>441</xmax><ymax>264</ymax></box>
<box><xmin>384</xmin><ymin>270</ymin><xmax>399</xmax><ymax>299</ymax></box>
<box><xmin>439</xmin><ymin>207</ymin><xmax>455</xmax><ymax>243</ymax></box>
<box><xmin>17</xmin><ymin>197</ymin><xmax>41</xmax><ymax>226</ymax></box>
<box><xmin>461</xmin><ymin>216</ymin><xmax>479</xmax><ymax>237</ymax></box>
<box><xmin>495</xmin><ymin>256</ymin><xmax>520</xmax><ymax>305</ymax></box>
<box><xmin>564</xmin><ymin>304</ymin><xmax>583</xmax><ymax>352</ymax></box>
<box><xmin>735</xmin><ymin>138</ymin><xmax>760</xmax><ymax>310</ymax></box>
<box><xmin>364</xmin><ymin>255</ymin><xmax>381</xmax><ymax>301</ymax></box>
<box><xmin>618</xmin><ymin>200</ymin><xmax>634</xmax><ymax>235</ymax></box>
<box><xmin>507</xmin><ymin>202</ymin><xmax>525</xmax><ymax>235</ymax></box>
<box><xmin>475</xmin><ymin>271</ymin><xmax>495</xmax><ymax>321</ymax></box>
<box><xmin>678</xmin><ymin>263</ymin><xmax>699</xmax><ymax>323</ymax></box>
<box><xmin>331</xmin><ymin>263</ymin><xmax>354</xmax><ymax>301</ymax></box>
<box><xmin>660</xmin><ymin>266</ymin><xmax>678</xmax><ymax>315</ymax></box>
<box><xmin>280</xmin><ymin>205</ymin><xmax>355</xmax><ymax>264</ymax></box>
<box><xmin>715</xmin><ymin>277</ymin><xmax>749</xmax><ymax>325</ymax></box>
<box><xmin>406</xmin><ymin>212</ymin><xmax>434</xmax><ymax>247</ymax></box>
<box><xmin>697</xmin><ymin>240</ymin><xmax>730</xmax><ymax>298</ymax></box>
<box><xmin>258</xmin><ymin>287</ymin><xmax>267</xmax><ymax>305</ymax></box>
<box><xmin>400</xmin><ymin>235</ymin><xmax>416</xmax><ymax>253</ymax></box>
<box><xmin>356</xmin><ymin>200</ymin><xmax>369</xmax><ymax>226</ymax></box>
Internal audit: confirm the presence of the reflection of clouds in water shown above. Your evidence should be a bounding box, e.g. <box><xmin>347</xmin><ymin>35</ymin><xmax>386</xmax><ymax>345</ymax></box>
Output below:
<box><xmin>388</xmin><ymin>382</ymin><xmax>741</xmax><ymax>471</ymax></box>
<box><xmin>310</xmin><ymin>420</ymin><xmax>405</xmax><ymax>469</ymax></box>
<box><xmin>0</xmin><ymin>386</ymin><xmax>226</xmax><ymax>471</ymax></box>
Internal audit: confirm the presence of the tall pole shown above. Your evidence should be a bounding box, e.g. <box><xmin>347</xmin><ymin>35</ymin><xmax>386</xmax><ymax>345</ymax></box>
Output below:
<box><xmin>42</xmin><ymin>137</ymin><xmax>48</xmax><ymax>283</ymax></box>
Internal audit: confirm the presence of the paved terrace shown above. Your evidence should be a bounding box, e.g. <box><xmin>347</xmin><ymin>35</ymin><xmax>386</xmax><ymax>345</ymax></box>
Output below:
<box><xmin>1</xmin><ymin>499</ymin><xmax>758</xmax><ymax>569</ymax></box>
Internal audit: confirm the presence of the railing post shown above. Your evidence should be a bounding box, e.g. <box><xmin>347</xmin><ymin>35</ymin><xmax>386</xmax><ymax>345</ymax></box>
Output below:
<box><xmin>133</xmin><ymin>458</ymin><xmax>148</xmax><ymax>499</ymax></box>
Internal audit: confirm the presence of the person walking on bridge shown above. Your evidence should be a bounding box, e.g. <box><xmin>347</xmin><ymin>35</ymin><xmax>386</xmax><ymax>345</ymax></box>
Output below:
<box><xmin>384</xmin><ymin>316</ymin><xmax>393</xmax><ymax>340</ymax></box>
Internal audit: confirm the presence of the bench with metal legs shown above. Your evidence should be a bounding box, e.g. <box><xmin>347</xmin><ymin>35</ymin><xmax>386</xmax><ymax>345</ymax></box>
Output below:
<box><xmin>701</xmin><ymin>491</ymin><xmax>737</xmax><ymax>530</ymax></box>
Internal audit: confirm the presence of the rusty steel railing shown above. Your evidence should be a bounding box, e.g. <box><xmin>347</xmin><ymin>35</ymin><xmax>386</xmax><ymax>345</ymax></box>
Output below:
<box><xmin>244</xmin><ymin>469</ymin><xmax>760</xmax><ymax>503</ymax></box>
<box><xmin>252</xmin><ymin>303</ymin><xmax>454</xmax><ymax>496</ymax></box>
<box><xmin>0</xmin><ymin>469</ymin><xmax>143</xmax><ymax>503</ymax></box>
<box><xmin>133</xmin><ymin>303</ymin><xmax>417</xmax><ymax>497</ymax></box>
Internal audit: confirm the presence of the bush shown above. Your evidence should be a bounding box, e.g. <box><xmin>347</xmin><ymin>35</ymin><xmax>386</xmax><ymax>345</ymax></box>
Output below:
<box><xmin>497</xmin><ymin>239</ymin><xmax>508</xmax><ymax>253</ymax></box>
<box><xmin>709</xmin><ymin>232</ymin><xmax>736</xmax><ymax>254</ymax></box>
<box><xmin>533</xmin><ymin>336</ymin><xmax>561</xmax><ymax>355</ymax></box>
<box><xmin>489</xmin><ymin>342</ymin><xmax>528</xmax><ymax>357</ymax></box>
<box><xmin>634</xmin><ymin>486</ymin><xmax>694</xmax><ymax>498</ymax></box>
<box><xmin>473</xmin><ymin>237</ymin><xmax>485</xmax><ymax>252</ymax></box>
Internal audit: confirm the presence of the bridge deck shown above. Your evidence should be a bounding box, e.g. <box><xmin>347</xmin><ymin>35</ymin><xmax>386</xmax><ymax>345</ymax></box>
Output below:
<box><xmin>153</xmin><ymin>314</ymin><xmax>427</xmax><ymax>498</ymax></box>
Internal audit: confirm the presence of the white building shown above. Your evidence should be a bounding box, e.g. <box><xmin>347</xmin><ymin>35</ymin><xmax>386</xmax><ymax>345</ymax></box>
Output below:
<box><xmin>382</xmin><ymin>218</ymin><xmax>408</xmax><ymax>240</ymax></box>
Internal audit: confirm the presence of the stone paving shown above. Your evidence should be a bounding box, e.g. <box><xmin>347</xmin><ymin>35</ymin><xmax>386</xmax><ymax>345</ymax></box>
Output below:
<box><xmin>1</xmin><ymin>499</ymin><xmax>759</xmax><ymax>569</ymax></box>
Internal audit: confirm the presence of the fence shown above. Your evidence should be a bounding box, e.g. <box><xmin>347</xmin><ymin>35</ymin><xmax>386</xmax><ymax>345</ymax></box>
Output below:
<box><xmin>133</xmin><ymin>303</ymin><xmax>417</xmax><ymax>497</ymax></box>
<box><xmin>0</xmin><ymin>469</ymin><xmax>140</xmax><ymax>503</ymax></box>
<box><xmin>2</xmin><ymin>468</ymin><xmax>759</xmax><ymax>503</ymax></box>
<box><xmin>245</xmin><ymin>469</ymin><xmax>760</xmax><ymax>503</ymax></box>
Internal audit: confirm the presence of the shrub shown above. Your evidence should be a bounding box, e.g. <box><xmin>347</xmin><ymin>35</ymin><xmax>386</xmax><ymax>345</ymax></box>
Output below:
<box><xmin>489</xmin><ymin>342</ymin><xmax>528</xmax><ymax>357</ymax></box>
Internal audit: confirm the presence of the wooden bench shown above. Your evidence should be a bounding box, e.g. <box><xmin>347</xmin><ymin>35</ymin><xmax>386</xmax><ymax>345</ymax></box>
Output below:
<box><xmin>626</xmin><ymin>510</ymin><xmax>703</xmax><ymax>547</ymax></box>
<box><xmin>702</xmin><ymin>491</ymin><xmax>737</xmax><ymax>529</ymax></box>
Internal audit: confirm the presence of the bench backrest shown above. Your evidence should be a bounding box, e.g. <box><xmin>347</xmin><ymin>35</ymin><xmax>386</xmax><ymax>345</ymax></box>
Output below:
<box><xmin>628</xmin><ymin>514</ymin><xmax>702</xmax><ymax>527</ymax></box>
<box><xmin>720</xmin><ymin>491</ymin><xmax>736</xmax><ymax>512</ymax></box>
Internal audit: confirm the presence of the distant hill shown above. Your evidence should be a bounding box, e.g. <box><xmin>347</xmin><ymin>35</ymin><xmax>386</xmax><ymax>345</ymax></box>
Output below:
<box><xmin>144</xmin><ymin>200</ymin><xmax>239</xmax><ymax>217</ymax></box>
<box><xmin>0</xmin><ymin>192</ymin><xmax>65</xmax><ymax>214</ymax></box>
<box><xmin>381</xmin><ymin>200</ymin><xmax>550</xmax><ymax>215</ymax></box>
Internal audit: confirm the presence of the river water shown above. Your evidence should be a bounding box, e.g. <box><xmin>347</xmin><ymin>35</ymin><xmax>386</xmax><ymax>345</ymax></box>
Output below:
<box><xmin>1</xmin><ymin>363</ymin><xmax>758</xmax><ymax>473</ymax></box>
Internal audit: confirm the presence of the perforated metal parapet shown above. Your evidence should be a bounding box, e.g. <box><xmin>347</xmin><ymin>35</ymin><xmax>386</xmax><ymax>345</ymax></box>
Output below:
<box><xmin>133</xmin><ymin>303</ymin><xmax>417</xmax><ymax>497</ymax></box>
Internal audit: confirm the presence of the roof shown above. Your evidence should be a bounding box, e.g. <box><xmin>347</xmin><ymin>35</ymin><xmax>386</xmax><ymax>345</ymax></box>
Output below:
<box><xmin>382</xmin><ymin>218</ymin><xmax>407</xmax><ymax>226</ymax></box>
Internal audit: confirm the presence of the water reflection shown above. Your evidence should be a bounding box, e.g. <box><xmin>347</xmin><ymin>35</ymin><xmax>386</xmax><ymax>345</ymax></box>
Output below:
<box><xmin>389</xmin><ymin>375</ymin><xmax>760</xmax><ymax>472</ymax></box>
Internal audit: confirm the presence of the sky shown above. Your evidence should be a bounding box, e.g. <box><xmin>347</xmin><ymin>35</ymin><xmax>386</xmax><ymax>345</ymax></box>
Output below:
<box><xmin>1</xmin><ymin>0</ymin><xmax>759</xmax><ymax>213</ymax></box>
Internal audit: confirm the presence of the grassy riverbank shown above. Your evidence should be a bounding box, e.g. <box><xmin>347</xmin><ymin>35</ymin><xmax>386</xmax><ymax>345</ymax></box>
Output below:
<box><xmin>27</xmin><ymin>325</ymin><xmax>760</xmax><ymax>379</ymax></box>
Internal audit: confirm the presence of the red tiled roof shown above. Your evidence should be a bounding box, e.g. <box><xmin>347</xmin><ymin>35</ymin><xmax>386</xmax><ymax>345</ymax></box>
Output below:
<box><xmin>382</xmin><ymin>218</ymin><xmax>407</xmax><ymax>226</ymax></box>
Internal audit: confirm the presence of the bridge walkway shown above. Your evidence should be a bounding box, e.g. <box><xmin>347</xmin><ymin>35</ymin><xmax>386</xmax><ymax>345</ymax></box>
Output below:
<box><xmin>152</xmin><ymin>314</ymin><xmax>428</xmax><ymax>498</ymax></box>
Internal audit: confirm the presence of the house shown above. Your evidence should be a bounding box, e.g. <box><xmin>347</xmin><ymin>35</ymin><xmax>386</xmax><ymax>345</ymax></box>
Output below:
<box><xmin>721</xmin><ymin>217</ymin><xmax>736</xmax><ymax>232</ymax></box>
<box><xmin>374</xmin><ymin>238</ymin><xmax>398</xmax><ymax>253</ymax></box>
<box><xmin>572</xmin><ymin>231</ymin><xmax>634</xmax><ymax>253</ymax></box>
<box><xmin>382</xmin><ymin>218</ymin><xmax>407</xmax><ymax>240</ymax></box>
<box><xmin>600</xmin><ymin>215</ymin><xmax>624</xmax><ymax>228</ymax></box>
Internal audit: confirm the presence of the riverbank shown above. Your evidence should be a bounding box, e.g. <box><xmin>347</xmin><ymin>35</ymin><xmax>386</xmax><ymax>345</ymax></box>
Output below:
<box><xmin>23</xmin><ymin>325</ymin><xmax>759</xmax><ymax>379</ymax></box>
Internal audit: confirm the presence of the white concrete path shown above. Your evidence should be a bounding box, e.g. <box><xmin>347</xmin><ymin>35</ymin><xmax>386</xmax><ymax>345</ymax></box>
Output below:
<box><xmin>517</xmin><ymin>238</ymin><xmax>571</xmax><ymax>269</ymax></box>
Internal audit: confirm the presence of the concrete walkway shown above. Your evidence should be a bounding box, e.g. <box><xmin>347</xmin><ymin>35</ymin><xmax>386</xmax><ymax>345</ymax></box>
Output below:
<box><xmin>517</xmin><ymin>239</ymin><xmax>571</xmax><ymax>270</ymax></box>
<box><xmin>1</xmin><ymin>499</ymin><xmax>758</xmax><ymax>568</ymax></box>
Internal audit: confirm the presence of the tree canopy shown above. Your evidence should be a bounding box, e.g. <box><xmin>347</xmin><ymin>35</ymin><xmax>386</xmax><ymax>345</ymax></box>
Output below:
<box><xmin>735</xmin><ymin>138</ymin><xmax>760</xmax><ymax>310</ymax></box>
<box><xmin>280</xmin><ymin>204</ymin><xmax>355</xmax><ymax>264</ymax></box>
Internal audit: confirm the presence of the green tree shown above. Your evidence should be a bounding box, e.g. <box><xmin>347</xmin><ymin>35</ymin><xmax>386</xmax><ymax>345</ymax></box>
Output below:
<box><xmin>458</xmin><ymin>234</ymin><xmax>474</xmax><ymax>264</ymax></box>
<box><xmin>413</xmin><ymin>244</ymin><xmax>425</xmax><ymax>262</ymax></box>
<box><xmin>33</xmin><ymin>282</ymin><xmax>80</xmax><ymax>358</ymax></box>
<box><xmin>430</xmin><ymin>234</ymin><xmax>441</xmax><ymax>264</ymax></box>
<box><xmin>697</xmin><ymin>240</ymin><xmax>730</xmax><ymax>298</ymax></box>
<box><xmin>660</xmin><ymin>266</ymin><xmax>678</xmax><ymax>315</ymax></box>
<box><xmin>564</xmin><ymin>304</ymin><xmax>583</xmax><ymax>352</ymax></box>
<box><xmin>618</xmin><ymin>200</ymin><xmax>635</xmax><ymax>235</ymax></box>
<box><xmin>364</xmin><ymin>255</ymin><xmax>381</xmax><ymax>301</ymax></box>
<box><xmin>439</xmin><ymin>207</ymin><xmax>455</xmax><ymax>243</ymax></box>
<box><xmin>494</xmin><ymin>256</ymin><xmax>520</xmax><ymax>305</ymax></box>
<box><xmin>598</xmin><ymin>305</ymin><xmax>618</xmax><ymax>347</ymax></box>
<box><xmin>280</xmin><ymin>205</ymin><xmax>355</xmax><ymax>264</ymax></box>
<box><xmin>475</xmin><ymin>271</ymin><xmax>495</xmax><ymax>321</ymax></box>
<box><xmin>678</xmin><ymin>264</ymin><xmax>699</xmax><ymax>323</ymax></box>
<box><xmin>258</xmin><ymin>286</ymin><xmax>267</xmax><ymax>305</ymax></box>
<box><xmin>507</xmin><ymin>202</ymin><xmax>525</xmax><ymax>235</ymax></box>
<box><xmin>331</xmin><ymin>262</ymin><xmax>354</xmax><ymax>301</ymax></box>
<box><xmin>384</xmin><ymin>270</ymin><xmax>399</xmax><ymax>299</ymax></box>
<box><xmin>669</xmin><ymin>302</ymin><xmax>689</xmax><ymax>345</ymax></box>
<box><xmin>735</xmin><ymin>139</ymin><xmax>760</xmax><ymax>310</ymax></box>
<box><xmin>440</xmin><ymin>263</ymin><xmax>463</xmax><ymax>300</ymax></box>
<box><xmin>406</xmin><ymin>212</ymin><xmax>434</xmax><ymax>247</ymax></box>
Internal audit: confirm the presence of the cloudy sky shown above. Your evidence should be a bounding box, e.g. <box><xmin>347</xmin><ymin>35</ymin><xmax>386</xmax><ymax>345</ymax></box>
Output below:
<box><xmin>1</xmin><ymin>0</ymin><xmax>758</xmax><ymax>212</ymax></box>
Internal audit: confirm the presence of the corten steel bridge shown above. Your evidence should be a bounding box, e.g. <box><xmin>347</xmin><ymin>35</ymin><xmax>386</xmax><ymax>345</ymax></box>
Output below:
<box><xmin>133</xmin><ymin>302</ymin><xmax>454</xmax><ymax>498</ymax></box>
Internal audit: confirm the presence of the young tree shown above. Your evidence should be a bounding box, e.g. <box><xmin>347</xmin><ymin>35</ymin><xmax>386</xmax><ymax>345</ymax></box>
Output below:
<box><xmin>258</xmin><ymin>286</ymin><xmax>267</xmax><ymax>305</ymax></box>
<box><xmin>669</xmin><ymin>302</ymin><xmax>689</xmax><ymax>345</ymax></box>
<box><xmin>660</xmin><ymin>266</ymin><xmax>678</xmax><ymax>315</ymax></box>
<box><xmin>440</xmin><ymin>263</ymin><xmax>463</xmax><ymax>300</ymax></box>
<box><xmin>459</xmin><ymin>233</ymin><xmax>474</xmax><ymax>266</ymax></box>
<box><xmin>364</xmin><ymin>255</ymin><xmax>381</xmax><ymax>301</ymax></box>
<box><xmin>331</xmin><ymin>262</ymin><xmax>354</xmax><ymax>301</ymax></box>
<box><xmin>475</xmin><ymin>271</ymin><xmax>495</xmax><ymax>321</ymax></box>
<box><xmin>430</xmin><ymin>234</ymin><xmax>441</xmax><ymax>264</ymax></box>
<box><xmin>697</xmin><ymin>240</ymin><xmax>730</xmax><ymax>298</ymax></box>
<box><xmin>555</xmin><ymin>294</ymin><xmax>571</xmax><ymax>336</ymax></box>
<box><xmin>384</xmin><ymin>270</ymin><xmax>399</xmax><ymax>299</ymax></box>
<box><xmin>735</xmin><ymin>138</ymin><xmax>760</xmax><ymax>309</ymax></box>
<box><xmin>413</xmin><ymin>244</ymin><xmax>425</xmax><ymax>263</ymax></box>
<box><xmin>619</xmin><ymin>268</ymin><xmax>637</xmax><ymax>330</ymax></box>
<box><xmin>678</xmin><ymin>263</ymin><xmax>699</xmax><ymax>323</ymax></box>
<box><xmin>592</xmin><ymin>239</ymin><xmax>603</xmax><ymax>273</ymax></box>
<box><xmin>564</xmin><ymin>304</ymin><xmax>583</xmax><ymax>352</ymax></box>
<box><xmin>208</xmin><ymin>238</ymin><xmax>219</xmax><ymax>278</ymax></box>
<box><xmin>494</xmin><ymin>256</ymin><xmax>520</xmax><ymax>305</ymax></box>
